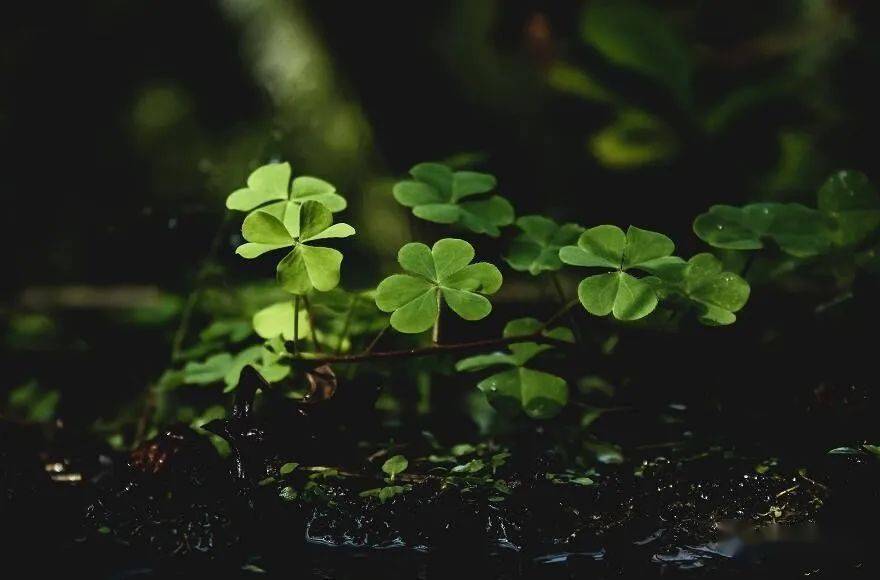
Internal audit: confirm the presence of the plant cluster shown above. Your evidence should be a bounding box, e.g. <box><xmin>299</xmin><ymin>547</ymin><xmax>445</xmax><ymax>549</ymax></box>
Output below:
<box><xmin>161</xmin><ymin>161</ymin><xmax>878</xmax><ymax>427</ymax></box>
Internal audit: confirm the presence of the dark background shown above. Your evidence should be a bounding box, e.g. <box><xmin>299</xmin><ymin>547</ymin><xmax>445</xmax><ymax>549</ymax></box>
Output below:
<box><xmin>2</xmin><ymin>0</ymin><xmax>879</xmax><ymax>443</ymax></box>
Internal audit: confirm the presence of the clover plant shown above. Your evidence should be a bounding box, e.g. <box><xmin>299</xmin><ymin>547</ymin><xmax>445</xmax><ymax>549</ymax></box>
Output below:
<box><xmin>375</xmin><ymin>238</ymin><xmax>502</xmax><ymax>337</ymax></box>
<box><xmin>392</xmin><ymin>162</ymin><xmax>514</xmax><ymax>236</ymax></box>
<box><xmin>164</xmin><ymin>156</ymin><xmax>808</xmax><ymax>425</ymax></box>
<box><xmin>226</xmin><ymin>162</ymin><xmax>346</xmax><ymax>232</ymax></box>
<box><xmin>457</xmin><ymin>318</ymin><xmax>574</xmax><ymax>419</ymax></box>
<box><xmin>236</xmin><ymin>200</ymin><xmax>355</xmax><ymax>295</ymax></box>
<box><xmin>505</xmin><ymin>215</ymin><xmax>584</xmax><ymax>275</ymax></box>
<box><xmin>651</xmin><ymin>253</ymin><xmax>750</xmax><ymax>325</ymax></box>
<box><xmin>559</xmin><ymin>225</ymin><xmax>684</xmax><ymax>320</ymax></box>
<box><xmin>694</xmin><ymin>170</ymin><xmax>879</xmax><ymax>257</ymax></box>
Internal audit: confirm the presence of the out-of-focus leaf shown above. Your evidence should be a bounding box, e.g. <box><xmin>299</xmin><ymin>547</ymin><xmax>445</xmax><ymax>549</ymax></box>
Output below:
<box><xmin>590</xmin><ymin>110</ymin><xmax>678</xmax><ymax>169</ymax></box>
<box><xmin>505</xmin><ymin>216</ymin><xmax>584</xmax><ymax>275</ymax></box>
<box><xmin>818</xmin><ymin>170</ymin><xmax>880</xmax><ymax>247</ymax></box>
<box><xmin>393</xmin><ymin>163</ymin><xmax>514</xmax><ymax>236</ymax></box>
<box><xmin>580</xmin><ymin>0</ymin><xmax>691</xmax><ymax>104</ymax></box>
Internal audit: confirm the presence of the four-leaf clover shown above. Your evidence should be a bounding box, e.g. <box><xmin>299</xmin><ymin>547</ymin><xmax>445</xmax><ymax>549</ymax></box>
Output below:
<box><xmin>226</xmin><ymin>162</ymin><xmax>347</xmax><ymax>233</ymax></box>
<box><xmin>392</xmin><ymin>163</ymin><xmax>514</xmax><ymax>236</ymax></box>
<box><xmin>559</xmin><ymin>225</ymin><xmax>683</xmax><ymax>320</ymax></box>
<box><xmin>236</xmin><ymin>200</ymin><xmax>355</xmax><ymax>295</ymax></box>
<box><xmin>505</xmin><ymin>215</ymin><xmax>584</xmax><ymax>275</ymax></box>
<box><xmin>456</xmin><ymin>318</ymin><xmax>573</xmax><ymax>419</ymax></box>
<box><xmin>375</xmin><ymin>238</ymin><xmax>502</xmax><ymax>333</ymax></box>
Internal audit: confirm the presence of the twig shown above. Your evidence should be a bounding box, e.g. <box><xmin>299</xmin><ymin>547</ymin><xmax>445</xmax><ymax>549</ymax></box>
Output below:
<box><xmin>363</xmin><ymin>322</ymin><xmax>390</xmax><ymax>354</ymax></box>
<box><xmin>287</xmin><ymin>298</ymin><xmax>580</xmax><ymax>366</ymax></box>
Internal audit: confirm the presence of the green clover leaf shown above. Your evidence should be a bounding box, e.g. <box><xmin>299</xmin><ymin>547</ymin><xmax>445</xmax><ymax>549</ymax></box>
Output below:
<box><xmin>680</xmin><ymin>253</ymin><xmax>750</xmax><ymax>325</ymax></box>
<box><xmin>818</xmin><ymin>170</ymin><xmax>880</xmax><ymax>247</ymax></box>
<box><xmin>226</xmin><ymin>162</ymin><xmax>347</xmax><ymax>232</ymax></box>
<box><xmin>252</xmin><ymin>301</ymin><xmax>311</xmax><ymax>341</ymax></box>
<box><xmin>505</xmin><ymin>215</ymin><xmax>584</xmax><ymax>275</ymax></box>
<box><xmin>182</xmin><ymin>344</ymin><xmax>290</xmax><ymax>392</ymax></box>
<box><xmin>375</xmin><ymin>238</ymin><xmax>503</xmax><ymax>333</ymax></box>
<box><xmin>693</xmin><ymin>203</ymin><xmax>833</xmax><ymax>258</ymax></box>
<box><xmin>559</xmin><ymin>225</ymin><xmax>683</xmax><ymax>320</ymax></box>
<box><xmin>456</xmin><ymin>318</ymin><xmax>573</xmax><ymax>419</ymax></box>
<box><xmin>392</xmin><ymin>162</ymin><xmax>514</xmax><ymax>236</ymax></box>
<box><xmin>235</xmin><ymin>200</ymin><xmax>355</xmax><ymax>295</ymax></box>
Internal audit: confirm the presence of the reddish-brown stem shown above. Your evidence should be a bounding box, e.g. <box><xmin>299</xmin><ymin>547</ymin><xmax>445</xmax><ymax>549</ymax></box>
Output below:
<box><xmin>287</xmin><ymin>297</ymin><xmax>580</xmax><ymax>367</ymax></box>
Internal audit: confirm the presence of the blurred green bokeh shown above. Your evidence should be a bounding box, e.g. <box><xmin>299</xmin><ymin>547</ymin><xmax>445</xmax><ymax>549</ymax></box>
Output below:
<box><xmin>3</xmin><ymin>0</ymin><xmax>880</xmax><ymax>428</ymax></box>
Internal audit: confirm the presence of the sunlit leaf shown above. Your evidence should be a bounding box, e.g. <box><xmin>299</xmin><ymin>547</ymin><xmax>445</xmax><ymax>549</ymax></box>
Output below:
<box><xmin>252</xmin><ymin>301</ymin><xmax>309</xmax><ymax>341</ymax></box>
<box><xmin>236</xmin><ymin>200</ymin><xmax>354</xmax><ymax>295</ymax></box>
<box><xmin>226</xmin><ymin>162</ymin><xmax>346</xmax><ymax>215</ymax></box>
<box><xmin>382</xmin><ymin>455</ymin><xmax>408</xmax><ymax>480</ymax></box>
<box><xmin>375</xmin><ymin>239</ymin><xmax>502</xmax><ymax>334</ymax></box>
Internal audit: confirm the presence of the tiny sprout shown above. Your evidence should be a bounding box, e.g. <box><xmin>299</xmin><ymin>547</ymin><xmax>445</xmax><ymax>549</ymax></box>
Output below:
<box><xmin>381</xmin><ymin>455</ymin><xmax>409</xmax><ymax>481</ymax></box>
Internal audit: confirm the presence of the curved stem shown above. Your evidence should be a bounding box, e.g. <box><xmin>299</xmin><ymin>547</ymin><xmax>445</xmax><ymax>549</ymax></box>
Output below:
<box><xmin>287</xmin><ymin>298</ymin><xmax>580</xmax><ymax>367</ymax></box>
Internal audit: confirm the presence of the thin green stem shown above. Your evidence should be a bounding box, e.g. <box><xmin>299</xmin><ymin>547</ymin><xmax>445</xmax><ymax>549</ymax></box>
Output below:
<box><xmin>336</xmin><ymin>295</ymin><xmax>359</xmax><ymax>354</ymax></box>
<box><xmin>302</xmin><ymin>294</ymin><xmax>322</xmax><ymax>352</ymax></box>
<box><xmin>432</xmin><ymin>290</ymin><xmax>442</xmax><ymax>344</ymax></box>
<box><xmin>292</xmin><ymin>295</ymin><xmax>301</xmax><ymax>355</ymax></box>
<box><xmin>551</xmin><ymin>272</ymin><xmax>583</xmax><ymax>343</ymax></box>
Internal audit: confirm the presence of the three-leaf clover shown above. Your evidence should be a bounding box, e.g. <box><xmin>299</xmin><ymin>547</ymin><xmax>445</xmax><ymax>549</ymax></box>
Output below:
<box><xmin>817</xmin><ymin>170</ymin><xmax>880</xmax><ymax>247</ymax></box>
<box><xmin>236</xmin><ymin>200</ymin><xmax>355</xmax><ymax>295</ymax></box>
<box><xmin>681</xmin><ymin>254</ymin><xmax>750</xmax><ymax>325</ymax></box>
<box><xmin>559</xmin><ymin>225</ymin><xmax>683</xmax><ymax>320</ymax></box>
<box><xmin>375</xmin><ymin>238</ymin><xmax>502</xmax><ymax>333</ymax></box>
<box><xmin>655</xmin><ymin>253</ymin><xmax>750</xmax><ymax>325</ymax></box>
<box><xmin>457</xmin><ymin>318</ymin><xmax>573</xmax><ymax>419</ymax></box>
<box><xmin>392</xmin><ymin>163</ymin><xmax>514</xmax><ymax>236</ymax></box>
<box><xmin>505</xmin><ymin>215</ymin><xmax>584</xmax><ymax>275</ymax></box>
<box><xmin>226</xmin><ymin>162</ymin><xmax>346</xmax><ymax>232</ymax></box>
<box><xmin>693</xmin><ymin>203</ymin><xmax>832</xmax><ymax>258</ymax></box>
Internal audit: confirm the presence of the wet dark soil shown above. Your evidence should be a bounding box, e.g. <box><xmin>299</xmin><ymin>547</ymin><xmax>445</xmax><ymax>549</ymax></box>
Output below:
<box><xmin>3</xmin><ymin>405</ymin><xmax>879</xmax><ymax>580</ymax></box>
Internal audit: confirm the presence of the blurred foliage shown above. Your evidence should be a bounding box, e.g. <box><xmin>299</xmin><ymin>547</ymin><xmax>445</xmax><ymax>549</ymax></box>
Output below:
<box><xmin>4</xmin><ymin>0</ymin><xmax>880</xmax><ymax>453</ymax></box>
